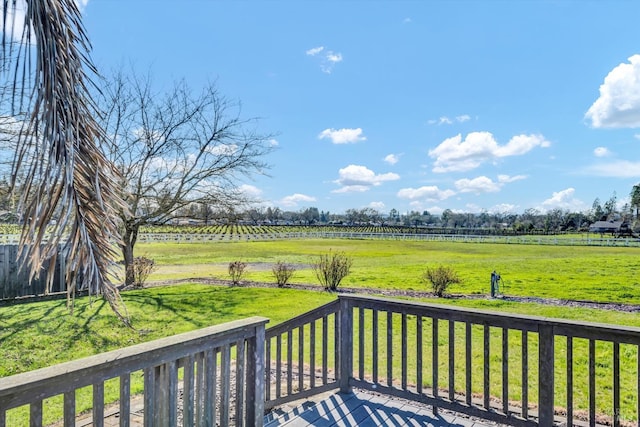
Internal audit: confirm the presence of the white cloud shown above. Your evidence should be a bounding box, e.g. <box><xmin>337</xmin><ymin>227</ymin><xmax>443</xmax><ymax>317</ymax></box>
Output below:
<box><xmin>584</xmin><ymin>160</ymin><xmax>640</xmax><ymax>178</ymax></box>
<box><xmin>333</xmin><ymin>164</ymin><xmax>400</xmax><ymax>193</ymax></box>
<box><xmin>397</xmin><ymin>186</ymin><xmax>455</xmax><ymax>202</ymax></box>
<box><xmin>429</xmin><ymin>132</ymin><xmax>550</xmax><ymax>173</ymax></box>
<box><xmin>383</xmin><ymin>153</ymin><xmax>400</xmax><ymax>165</ymax></box>
<box><xmin>306</xmin><ymin>46</ymin><xmax>324</xmax><ymax>56</ymax></box>
<box><xmin>540</xmin><ymin>188</ymin><xmax>587</xmax><ymax>212</ymax></box>
<box><xmin>280</xmin><ymin>193</ymin><xmax>317</xmax><ymax>208</ymax></box>
<box><xmin>239</xmin><ymin>184</ymin><xmax>262</xmax><ymax>198</ymax></box>
<box><xmin>455</xmin><ymin>176</ymin><xmax>501</xmax><ymax>193</ymax></box>
<box><xmin>318</xmin><ymin>128</ymin><xmax>366</xmax><ymax>144</ymax></box>
<box><xmin>268</xmin><ymin>138</ymin><xmax>279</xmax><ymax>147</ymax></box>
<box><xmin>368</xmin><ymin>201</ymin><xmax>385</xmax><ymax>210</ymax></box>
<box><xmin>585</xmin><ymin>54</ymin><xmax>640</xmax><ymax>128</ymax></box>
<box><xmin>593</xmin><ymin>147</ymin><xmax>611</xmax><ymax>157</ymax></box>
<box><xmin>306</xmin><ymin>46</ymin><xmax>343</xmax><ymax>73</ymax></box>
<box><xmin>497</xmin><ymin>174</ymin><xmax>527</xmax><ymax>183</ymax></box>
<box><xmin>428</xmin><ymin>115</ymin><xmax>471</xmax><ymax>125</ymax></box>
<box><xmin>635</xmin><ymin>134</ymin><xmax>640</xmax><ymax>140</ymax></box>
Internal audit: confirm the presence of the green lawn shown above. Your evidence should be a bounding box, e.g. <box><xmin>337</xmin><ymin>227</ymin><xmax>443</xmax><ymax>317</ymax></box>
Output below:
<box><xmin>4</xmin><ymin>237</ymin><xmax>640</xmax><ymax>424</ymax></box>
<box><xmin>141</xmin><ymin>239</ymin><xmax>640</xmax><ymax>304</ymax></box>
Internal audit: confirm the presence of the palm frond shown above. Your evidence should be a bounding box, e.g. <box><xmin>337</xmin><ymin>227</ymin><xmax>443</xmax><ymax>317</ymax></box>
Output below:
<box><xmin>2</xmin><ymin>0</ymin><xmax>128</xmax><ymax>322</ymax></box>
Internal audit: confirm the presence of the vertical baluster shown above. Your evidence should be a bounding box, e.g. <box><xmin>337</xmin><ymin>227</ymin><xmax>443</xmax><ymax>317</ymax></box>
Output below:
<box><xmin>93</xmin><ymin>382</ymin><xmax>105</xmax><ymax>427</ymax></box>
<box><xmin>322</xmin><ymin>316</ymin><xmax>328</xmax><ymax>385</ymax></box>
<box><xmin>30</xmin><ymin>400</ymin><xmax>43</xmax><ymax>427</ymax></box>
<box><xmin>372</xmin><ymin>310</ymin><xmax>379</xmax><ymax>384</ymax></box>
<box><xmin>538</xmin><ymin>325</ymin><xmax>555</xmax><ymax>427</ymax></box>
<box><xmin>613</xmin><ymin>342</ymin><xmax>620</xmax><ymax>427</ymax></box>
<box><xmin>298</xmin><ymin>326</ymin><xmax>305</xmax><ymax>393</ymax></box>
<box><xmin>310</xmin><ymin>321</ymin><xmax>316</xmax><ymax>389</ymax></box>
<box><xmin>402</xmin><ymin>313</ymin><xmax>408</xmax><ymax>390</ymax></box>
<box><xmin>359</xmin><ymin>307</ymin><xmax>365</xmax><ymax>381</ymax></box>
<box><xmin>589</xmin><ymin>339</ymin><xmax>596</xmax><ymax>427</ymax></box>
<box><xmin>417</xmin><ymin>316</ymin><xmax>423</xmax><ymax>395</ymax></box>
<box><xmin>205</xmin><ymin>349</ymin><xmax>215</xmax><ymax>427</ymax></box>
<box><xmin>522</xmin><ymin>331</ymin><xmax>528</xmax><ymax>419</ymax></box>
<box><xmin>433</xmin><ymin>317</ymin><xmax>439</xmax><ymax>415</ymax></box>
<box><xmin>184</xmin><ymin>355</ymin><xmax>195</xmax><ymax>426</ymax></box>
<box><xmin>64</xmin><ymin>390</ymin><xmax>76</xmax><ymax>427</ymax></box>
<box><xmin>265</xmin><ymin>338</ymin><xmax>272</xmax><ymax>402</ymax></box>
<box><xmin>502</xmin><ymin>328</ymin><xmax>509</xmax><ymax>415</ymax></box>
<box><xmin>287</xmin><ymin>329</ymin><xmax>293</xmax><ymax>396</ymax></box>
<box><xmin>449</xmin><ymin>320</ymin><xmax>455</xmax><ymax>402</ymax></box>
<box><xmin>387</xmin><ymin>311</ymin><xmax>393</xmax><ymax>387</ymax></box>
<box><xmin>144</xmin><ymin>367</ymin><xmax>154</xmax><ymax>427</ymax></box>
<box><xmin>276</xmin><ymin>335</ymin><xmax>282</xmax><ymax>397</ymax></box>
<box><xmin>168</xmin><ymin>361</ymin><xmax>178</xmax><ymax>427</ymax></box>
<box><xmin>221</xmin><ymin>345</ymin><xmax>231</xmax><ymax>427</ymax></box>
<box><xmin>484</xmin><ymin>324</ymin><xmax>490</xmax><ymax>410</ymax></box>
<box><xmin>235</xmin><ymin>341</ymin><xmax>246</xmax><ymax>427</ymax></box>
<box><xmin>567</xmin><ymin>336</ymin><xmax>573</xmax><ymax>426</ymax></box>
<box><xmin>465</xmin><ymin>322</ymin><xmax>472</xmax><ymax>407</ymax></box>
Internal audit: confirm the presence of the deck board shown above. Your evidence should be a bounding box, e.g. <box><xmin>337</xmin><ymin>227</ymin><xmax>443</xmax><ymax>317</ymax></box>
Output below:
<box><xmin>264</xmin><ymin>389</ymin><xmax>504</xmax><ymax>427</ymax></box>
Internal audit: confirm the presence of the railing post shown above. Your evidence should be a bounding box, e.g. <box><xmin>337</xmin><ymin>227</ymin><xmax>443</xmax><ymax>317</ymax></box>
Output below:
<box><xmin>247</xmin><ymin>324</ymin><xmax>266</xmax><ymax>427</ymax></box>
<box><xmin>538</xmin><ymin>324</ymin><xmax>555</xmax><ymax>425</ymax></box>
<box><xmin>339</xmin><ymin>297</ymin><xmax>353</xmax><ymax>394</ymax></box>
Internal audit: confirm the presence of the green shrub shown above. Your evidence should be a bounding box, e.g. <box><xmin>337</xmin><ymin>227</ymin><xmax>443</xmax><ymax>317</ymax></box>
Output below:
<box><xmin>313</xmin><ymin>250</ymin><xmax>352</xmax><ymax>291</ymax></box>
<box><xmin>272</xmin><ymin>260</ymin><xmax>296</xmax><ymax>287</ymax></box>
<box><xmin>228</xmin><ymin>260</ymin><xmax>247</xmax><ymax>285</ymax></box>
<box><xmin>422</xmin><ymin>265</ymin><xmax>461</xmax><ymax>297</ymax></box>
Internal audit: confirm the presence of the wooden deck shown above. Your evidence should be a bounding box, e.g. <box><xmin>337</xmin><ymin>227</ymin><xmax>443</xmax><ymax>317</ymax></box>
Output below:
<box><xmin>264</xmin><ymin>389</ymin><xmax>503</xmax><ymax>427</ymax></box>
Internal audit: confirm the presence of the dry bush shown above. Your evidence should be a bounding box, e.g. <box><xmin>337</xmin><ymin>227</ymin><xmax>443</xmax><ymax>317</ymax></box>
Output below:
<box><xmin>422</xmin><ymin>265</ymin><xmax>461</xmax><ymax>297</ymax></box>
<box><xmin>228</xmin><ymin>261</ymin><xmax>247</xmax><ymax>285</ymax></box>
<box><xmin>272</xmin><ymin>261</ymin><xmax>296</xmax><ymax>287</ymax></box>
<box><xmin>313</xmin><ymin>251</ymin><xmax>353</xmax><ymax>291</ymax></box>
<box><xmin>132</xmin><ymin>256</ymin><xmax>157</xmax><ymax>288</ymax></box>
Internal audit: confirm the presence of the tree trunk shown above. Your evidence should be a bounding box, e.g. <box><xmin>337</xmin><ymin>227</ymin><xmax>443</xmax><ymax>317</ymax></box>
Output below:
<box><xmin>121</xmin><ymin>224</ymin><xmax>139</xmax><ymax>287</ymax></box>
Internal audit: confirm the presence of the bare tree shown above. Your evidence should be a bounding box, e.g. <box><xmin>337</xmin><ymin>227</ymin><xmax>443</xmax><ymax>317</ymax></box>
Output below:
<box><xmin>2</xmin><ymin>1</ymin><xmax>128</xmax><ymax>320</ymax></box>
<box><xmin>97</xmin><ymin>71</ymin><xmax>274</xmax><ymax>286</ymax></box>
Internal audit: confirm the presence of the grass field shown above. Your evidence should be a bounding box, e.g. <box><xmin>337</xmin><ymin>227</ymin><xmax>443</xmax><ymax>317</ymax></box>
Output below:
<box><xmin>3</xmin><ymin>238</ymin><xmax>640</xmax><ymax>424</ymax></box>
<box><xmin>140</xmin><ymin>238</ymin><xmax>640</xmax><ymax>304</ymax></box>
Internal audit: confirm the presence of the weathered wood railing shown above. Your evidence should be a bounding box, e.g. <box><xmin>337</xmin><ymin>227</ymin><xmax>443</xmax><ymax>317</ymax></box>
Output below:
<box><xmin>3</xmin><ymin>296</ymin><xmax>640</xmax><ymax>426</ymax></box>
<box><xmin>265</xmin><ymin>295</ymin><xmax>640</xmax><ymax>426</ymax></box>
<box><xmin>0</xmin><ymin>317</ymin><xmax>268</xmax><ymax>427</ymax></box>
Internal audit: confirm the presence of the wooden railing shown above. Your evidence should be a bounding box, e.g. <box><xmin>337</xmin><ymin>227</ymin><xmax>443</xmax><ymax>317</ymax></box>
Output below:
<box><xmin>3</xmin><ymin>296</ymin><xmax>640</xmax><ymax>426</ymax></box>
<box><xmin>0</xmin><ymin>317</ymin><xmax>268</xmax><ymax>427</ymax></box>
<box><xmin>265</xmin><ymin>295</ymin><xmax>640</xmax><ymax>426</ymax></box>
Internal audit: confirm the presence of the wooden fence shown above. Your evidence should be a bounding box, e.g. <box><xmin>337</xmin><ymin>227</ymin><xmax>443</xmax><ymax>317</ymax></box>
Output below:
<box><xmin>0</xmin><ymin>245</ymin><xmax>66</xmax><ymax>300</ymax></box>
<box><xmin>0</xmin><ymin>317</ymin><xmax>268</xmax><ymax>427</ymax></box>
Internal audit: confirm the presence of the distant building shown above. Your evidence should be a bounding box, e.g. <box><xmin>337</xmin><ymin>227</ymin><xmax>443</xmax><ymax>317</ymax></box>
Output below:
<box><xmin>589</xmin><ymin>220</ymin><xmax>635</xmax><ymax>237</ymax></box>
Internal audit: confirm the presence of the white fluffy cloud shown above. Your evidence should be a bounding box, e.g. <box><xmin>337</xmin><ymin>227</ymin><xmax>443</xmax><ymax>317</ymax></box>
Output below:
<box><xmin>239</xmin><ymin>184</ymin><xmax>263</xmax><ymax>198</ymax></box>
<box><xmin>428</xmin><ymin>132</ymin><xmax>550</xmax><ymax>173</ymax></box>
<box><xmin>397</xmin><ymin>186</ymin><xmax>455</xmax><ymax>202</ymax></box>
<box><xmin>455</xmin><ymin>176</ymin><xmax>501</xmax><ymax>193</ymax></box>
<box><xmin>383</xmin><ymin>153</ymin><xmax>400</xmax><ymax>165</ymax></box>
<box><xmin>585</xmin><ymin>54</ymin><xmax>640</xmax><ymax>128</ymax></box>
<box><xmin>280</xmin><ymin>193</ymin><xmax>317</xmax><ymax>207</ymax></box>
<box><xmin>368</xmin><ymin>201</ymin><xmax>386</xmax><ymax>210</ymax></box>
<box><xmin>306</xmin><ymin>46</ymin><xmax>343</xmax><ymax>74</ymax></box>
<box><xmin>333</xmin><ymin>165</ymin><xmax>399</xmax><ymax>193</ymax></box>
<box><xmin>318</xmin><ymin>128</ymin><xmax>366</xmax><ymax>144</ymax></box>
<box><xmin>540</xmin><ymin>188</ymin><xmax>586</xmax><ymax>212</ymax></box>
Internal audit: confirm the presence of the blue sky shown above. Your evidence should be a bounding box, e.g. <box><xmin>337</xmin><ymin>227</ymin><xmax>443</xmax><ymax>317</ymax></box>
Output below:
<box><xmin>81</xmin><ymin>1</ymin><xmax>640</xmax><ymax>216</ymax></box>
